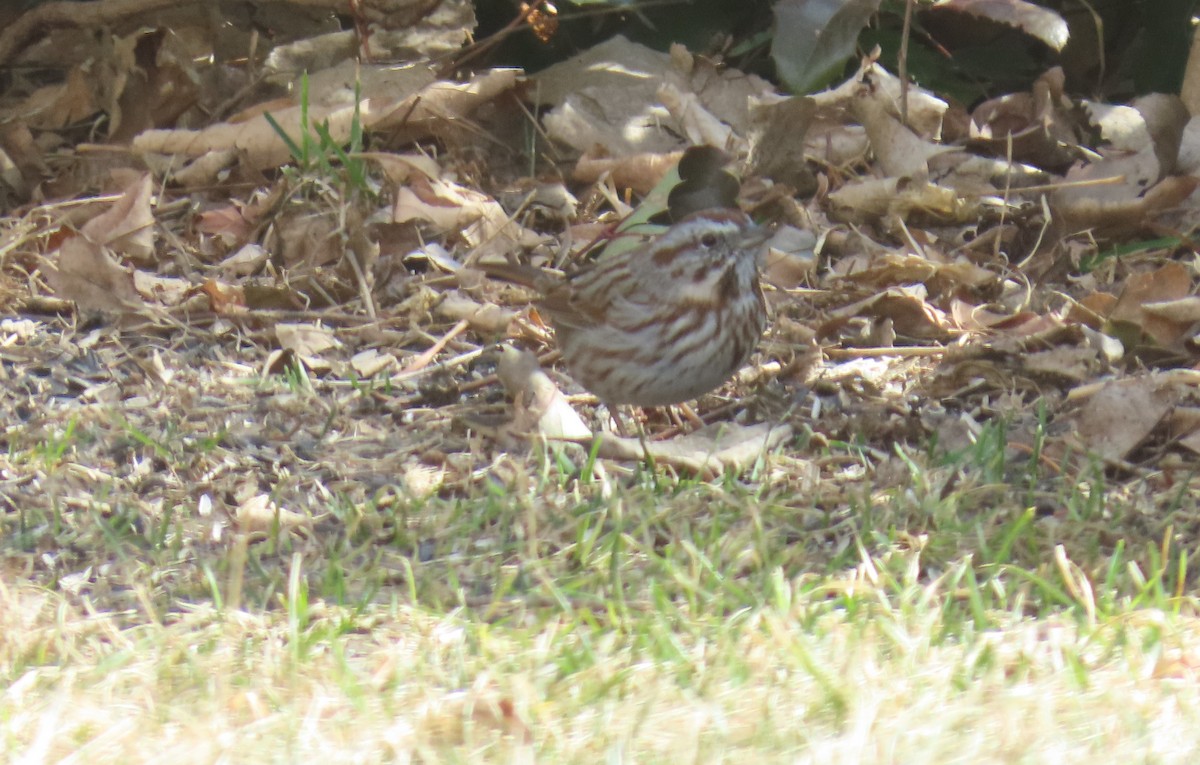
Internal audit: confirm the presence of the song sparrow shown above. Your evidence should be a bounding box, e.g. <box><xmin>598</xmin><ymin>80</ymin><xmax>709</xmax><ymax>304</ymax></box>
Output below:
<box><xmin>487</xmin><ymin>208</ymin><xmax>769</xmax><ymax>407</ymax></box>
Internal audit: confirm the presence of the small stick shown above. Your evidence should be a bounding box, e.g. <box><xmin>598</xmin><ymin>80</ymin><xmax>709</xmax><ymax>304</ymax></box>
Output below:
<box><xmin>401</xmin><ymin>319</ymin><xmax>470</xmax><ymax>373</ymax></box>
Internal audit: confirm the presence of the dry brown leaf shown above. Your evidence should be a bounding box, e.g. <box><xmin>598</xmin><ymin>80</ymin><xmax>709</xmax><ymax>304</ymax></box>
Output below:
<box><xmin>1141</xmin><ymin>297</ymin><xmax>1200</xmax><ymax>324</ymax></box>
<box><xmin>133</xmin><ymin>68</ymin><xmax>515</xmax><ymax>173</ymax></box>
<box><xmin>370</xmin><ymin>68</ymin><xmax>520</xmax><ymax>139</ymax></box>
<box><xmin>362</xmin><ymin>152</ymin><xmax>441</xmax><ymax>184</ymax></box>
<box><xmin>217</xmin><ymin>244</ymin><xmax>269</xmax><ymax>277</ymax></box>
<box><xmin>533</xmin><ymin>35</ymin><xmax>773</xmax><ymax>156</ymax></box>
<box><xmin>276</xmin><ymin>324</ymin><xmax>341</xmax><ymax>357</ymax></box>
<box><xmin>762</xmin><ymin>225</ymin><xmax>818</xmax><ymax>289</ymax></box>
<box><xmin>197</xmin><ymin>205</ymin><xmax>256</xmax><ymax>246</ymax></box>
<box><xmin>824</xmin><ymin>285</ymin><xmax>952</xmax><ymax>342</ymax></box>
<box><xmin>275</xmin><ymin>210</ymin><xmax>339</xmax><ymax>269</ymax></box>
<box><xmin>827</xmin><ymin>177</ymin><xmax>975</xmax><ymax>223</ymax></box>
<box><xmin>657</xmin><ymin>83</ymin><xmax>743</xmax><ymax>155</ymax></box>
<box><xmin>394</xmin><ymin>175</ymin><xmax>544</xmax><ymax>261</ymax></box>
<box><xmin>1167</xmin><ymin>406</ymin><xmax>1200</xmax><ymax>453</ymax></box>
<box><xmin>840</xmin><ymin>252</ymin><xmax>994</xmax><ymax>291</ymax></box>
<box><xmin>968</xmin><ymin>68</ymin><xmax>1080</xmax><ymax>170</ymax></box>
<box><xmin>20</xmin><ymin>65</ymin><xmax>96</xmax><ymax>129</ymax></box>
<box><xmin>350</xmin><ymin>349</ymin><xmax>398</xmax><ymax>379</ymax></box>
<box><xmin>80</xmin><ymin>174</ymin><xmax>157</xmax><ymax>262</ymax></box>
<box><xmin>1069</xmin><ymin>376</ymin><xmax>1178</xmax><ymax>461</ymax></box>
<box><xmin>132</xmin><ymin>272</ymin><xmax>190</xmax><ymax>306</ymax></box>
<box><xmin>573</xmin><ymin>150</ymin><xmax>684</xmax><ymax>195</ymax></box>
<box><xmin>1021</xmin><ymin>347</ymin><xmax>1101</xmax><ymax>383</ymax></box>
<box><xmin>200</xmin><ymin>279</ymin><xmax>246</xmax><ymax>314</ymax></box>
<box><xmin>1051</xmin><ymin>95</ymin><xmax>1193</xmax><ymax>231</ymax></box>
<box><xmin>436</xmin><ymin>291</ymin><xmax>519</xmax><ymax>335</ymax></box>
<box><xmin>42</xmin><ymin>173</ymin><xmax>158</xmax><ymax>310</ymax></box>
<box><xmin>1107</xmin><ymin>262</ymin><xmax>1194</xmax><ymax>348</ymax></box>
<box><xmin>0</xmin><ymin>120</ymin><xmax>47</xmax><ymax>198</ymax></box>
<box><xmin>853</xmin><ymin>90</ymin><xmax>958</xmax><ymax>178</ymax></box>
<box><xmin>593</xmin><ymin>422</ymin><xmax>794</xmax><ymax>476</ymax></box>
<box><xmin>812</xmin><ymin>59</ymin><xmax>948</xmax><ymax>137</ymax></box>
<box><xmin>43</xmin><ymin>235</ymin><xmax>143</xmax><ymax>313</ymax></box>
<box><xmin>949</xmin><ymin>298</ymin><xmax>1031</xmax><ymax>332</ymax></box>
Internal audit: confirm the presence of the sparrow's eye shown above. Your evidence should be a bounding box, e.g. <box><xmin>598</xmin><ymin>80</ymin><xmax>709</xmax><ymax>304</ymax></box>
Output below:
<box><xmin>700</xmin><ymin>232</ymin><xmax>719</xmax><ymax>248</ymax></box>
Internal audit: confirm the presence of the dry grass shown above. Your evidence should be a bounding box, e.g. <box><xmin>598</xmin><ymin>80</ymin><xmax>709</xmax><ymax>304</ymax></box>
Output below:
<box><xmin>5</xmin><ymin>565</ymin><xmax>1200</xmax><ymax>763</ymax></box>
<box><xmin>3</xmin><ymin>313</ymin><xmax>1200</xmax><ymax>762</ymax></box>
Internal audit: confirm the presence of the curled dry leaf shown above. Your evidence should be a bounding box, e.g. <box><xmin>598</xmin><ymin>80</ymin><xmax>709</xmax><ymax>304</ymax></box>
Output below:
<box><xmin>19</xmin><ymin>65</ymin><xmax>96</xmax><ymax>130</ymax></box>
<box><xmin>0</xmin><ymin>120</ymin><xmax>47</xmax><ymax>198</ymax></box>
<box><xmin>1021</xmin><ymin>346</ymin><xmax>1102</xmax><ymax>383</ymax></box>
<box><xmin>822</xmin><ymin>285</ymin><xmax>953</xmax><ymax>342</ymax></box>
<box><xmin>43</xmin><ymin>173</ymin><xmax>158</xmax><ymax>312</ymax></box>
<box><xmin>218</xmin><ymin>244</ymin><xmax>270</xmax><ymax>277</ymax></box>
<box><xmin>200</xmin><ymin>279</ymin><xmax>245</xmax><ymax>314</ymax></box>
<box><xmin>197</xmin><ymin>205</ymin><xmax>256</xmax><ymax>247</ymax></box>
<box><xmin>497</xmin><ymin>345</ymin><xmax>593</xmax><ymax>441</ymax></box>
<box><xmin>1102</xmin><ymin>262</ymin><xmax>1195</xmax><ymax>349</ymax></box>
<box><xmin>853</xmin><ymin>91</ymin><xmax>958</xmax><ymax>178</ymax></box>
<box><xmin>275</xmin><ymin>209</ymin><xmax>339</xmax><ymax>269</ymax></box>
<box><xmin>594</xmin><ymin>422</ymin><xmax>793</xmax><ymax>476</ymax></box>
<box><xmin>262</xmin><ymin>0</ymin><xmax>473</xmax><ymax>72</ymax></box>
<box><xmin>828</xmin><ymin>177</ymin><xmax>976</xmax><ymax>224</ymax></box>
<box><xmin>373</xmin><ymin>68</ymin><xmax>519</xmax><ymax>137</ymax></box>
<box><xmin>81</xmin><ymin>173</ymin><xmax>157</xmax><ymax>263</ymax></box>
<box><xmin>1051</xmin><ymin>95</ymin><xmax>1194</xmax><ymax>231</ymax></box>
<box><xmin>235</xmin><ymin>494</ymin><xmax>309</xmax><ymax>534</ymax></box>
<box><xmin>969</xmin><ymin>67</ymin><xmax>1081</xmax><ymax>170</ymax></box>
<box><xmin>351</xmin><ymin>349</ymin><xmax>398</xmax><ymax>379</ymax></box>
<box><xmin>133</xmin><ymin>68</ymin><xmax>516</xmax><ymax>175</ymax></box>
<box><xmin>1176</xmin><ymin>119</ymin><xmax>1200</xmax><ymax>175</ymax></box>
<box><xmin>572</xmin><ymin>150</ymin><xmax>683</xmax><ymax>195</ymax></box>
<box><xmin>1083</xmin><ymin>102</ymin><xmax>1152</xmax><ymax>153</ymax></box>
<box><xmin>436</xmin><ymin>291</ymin><xmax>519</xmax><ymax>335</ymax></box>
<box><xmin>363</xmin><ymin>152</ymin><xmax>441</xmax><ymax>184</ymax></box>
<box><xmin>656</xmin><ymin>83</ymin><xmax>744</xmax><ymax>156</ymax></box>
<box><xmin>839</xmin><ymin>252</ymin><xmax>995</xmax><ymax>291</ymax></box>
<box><xmin>1171</xmin><ymin>406</ymin><xmax>1200</xmax><ymax>455</ymax></box>
<box><xmin>132</xmin><ymin>272</ymin><xmax>191</xmax><ymax>306</ymax></box>
<box><xmin>762</xmin><ymin>225</ymin><xmax>818</xmax><ymax>289</ymax></box>
<box><xmin>1069</xmin><ymin>263</ymin><xmax>1195</xmax><ymax>352</ymax></box>
<box><xmin>812</xmin><ymin>59</ymin><xmax>948</xmax><ymax>138</ymax></box>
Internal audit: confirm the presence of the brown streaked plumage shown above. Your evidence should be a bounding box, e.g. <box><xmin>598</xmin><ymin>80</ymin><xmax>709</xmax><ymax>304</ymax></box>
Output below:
<box><xmin>485</xmin><ymin>209</ymin><xmax>768</xmax><ymax>407</ymax></box>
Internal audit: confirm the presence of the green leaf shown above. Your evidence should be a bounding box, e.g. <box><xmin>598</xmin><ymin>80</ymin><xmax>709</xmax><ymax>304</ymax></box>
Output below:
<box><xmin>772</xmin><ymin>0</ymin><xmax>883</xmax><ymax>93</ymax></box>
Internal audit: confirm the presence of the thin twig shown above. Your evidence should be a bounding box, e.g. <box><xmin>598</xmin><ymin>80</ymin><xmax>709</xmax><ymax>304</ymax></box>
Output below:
<box><xmin>402</xmin><ymin>319</ymin><xmax>469</xmax><ymax>373</ymax></box>
<box><xmin>898</xmin><ymin>0</ymin><xmax>914</xmax><ymax>126</ymax></box>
